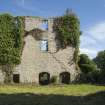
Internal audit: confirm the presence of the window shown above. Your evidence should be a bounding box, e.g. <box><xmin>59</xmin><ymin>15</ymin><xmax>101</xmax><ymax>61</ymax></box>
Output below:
<box><xmin>40</xmin><ymin>21</ymin><xmax>48</xmax><ymax>30</ymax></box>
<box><xmin>40</xmin><ymin>40</ymin><xmax>48</xmax><ymax>51</ymax></box>
<box><xmin>13</xmin><ymin>74</ymin><xmax>20</xmax><ymax>83</ymax></box>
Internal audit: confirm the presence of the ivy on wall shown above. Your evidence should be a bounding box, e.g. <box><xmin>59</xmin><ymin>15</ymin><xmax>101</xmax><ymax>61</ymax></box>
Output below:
<box><xmin>14</xmin><ymin>16</ymin><xmax>24</xmax><ymax>62</ymax></box>
<box><xmin>0</xmin><ymin>14</ymin><xmax>24</xmax><ymax>83</ymax></box>
<box><xmin>0</xmin><ymin>11</ymin><xmax>81</xmax><ymax>83</ymax></box>
<box><xmin>53</xmin><ymin>11</ymin><xmax>81</xmax><ymax>67</ymax></box>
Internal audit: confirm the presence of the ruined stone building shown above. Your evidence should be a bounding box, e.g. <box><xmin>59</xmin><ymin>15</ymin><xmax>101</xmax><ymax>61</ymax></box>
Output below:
<box><xmin>0</xmin><ymin>16</ymin><xmax>79</xmax><ymax>85</ymax></box>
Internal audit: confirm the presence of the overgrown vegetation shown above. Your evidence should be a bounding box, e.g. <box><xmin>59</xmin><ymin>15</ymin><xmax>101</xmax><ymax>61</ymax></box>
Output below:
<box><xmin>0</xmin><ymin>14</ymin><xmax>24</xmax><ymax>83</ymax></box>
<box><xmin>78</xmin><ymin>54</ymin><xmax>97</xmax><ymax>74</ymax></box>
<box><xmin>50</xmin><ymin>76</ymin><xmax>57</xmax><ymax>84</ymax></box>
<box><xmin>78</xmin><ymin>52</ymin><xmax>105</xmax><ymax>84</ymax></box>
<box><xmin>93</xmin><ymin>50</ymin><xmax>105</xmax><ymax>71</ymax></box>
<box><xmin>93</xmin><ymin>50</ymin><xmax>105</xmax><ymax>84</ymax></box>
<box><xmin>53</xmin><ymin>9</ymin><xmax>81</xmax><ymax>66</ymax></box>
<box><xmin>78</xmin><ymin>54</ymin><xmax>98</xmax><ymax>83</ymax></box>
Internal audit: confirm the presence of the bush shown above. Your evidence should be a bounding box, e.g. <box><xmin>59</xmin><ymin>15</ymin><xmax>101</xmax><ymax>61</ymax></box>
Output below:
<box><xmin>98</xmin><ymin>70</ymin><xmax>105</xmax><ymax>84</ymax></box>
<box><xmin>50</xmin><ymin>76</ymin><xmax>57</xmax><ymax>84</ymax></box>
<box><xmin>90</xmin><ymin>70</ymin><xmax>100</xmax><ymax>83</ymax></box>
<box><xmin>80</xmin><ymin>64</ymin><xmax>96</xmax><ymax>74</ymax></box>
<box><xmin>78</xmin><ymin>70</ymin><xmax>102</xmax><ymax>84</ymax></box>
<box><xmin>78</xmin><ymin>73</ymin><xmax>92</xmax><ymax>83</ymax></box>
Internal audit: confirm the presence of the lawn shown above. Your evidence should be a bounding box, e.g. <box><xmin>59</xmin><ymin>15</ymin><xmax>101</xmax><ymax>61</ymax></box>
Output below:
<box><xmin>0</xmin><ymin>84</ymin><xmax>105</xmax><ymax>105</ymax></box>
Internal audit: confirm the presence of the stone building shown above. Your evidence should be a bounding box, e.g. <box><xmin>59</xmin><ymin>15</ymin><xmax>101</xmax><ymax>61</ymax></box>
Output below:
<box><xmin>0</xmin><ymin>16</ymin><xmax>79</xmax><ymax>84</ymax></box>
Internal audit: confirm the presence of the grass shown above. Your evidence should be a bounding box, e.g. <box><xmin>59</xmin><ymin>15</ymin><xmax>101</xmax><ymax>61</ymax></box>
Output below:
<box><xmin>0</xmin><ymin>84</ymin><xmax>105</xmax><ymax>105</ymax></box>
<box><xmin>0</xmin><ymin>84</ymin><xmax>105</xmax><ymax>95</ymax></box>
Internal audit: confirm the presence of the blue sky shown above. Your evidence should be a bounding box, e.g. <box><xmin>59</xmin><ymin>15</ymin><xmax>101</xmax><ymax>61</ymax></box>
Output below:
<box><xmin>0</xmin><ymin>0</ymin><xmax>105</xmax><ymax>58</ymax></box>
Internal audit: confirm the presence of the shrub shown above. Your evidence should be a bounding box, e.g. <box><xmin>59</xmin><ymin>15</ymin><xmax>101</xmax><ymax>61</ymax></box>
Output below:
<box><xmin>50</xmin><ymin>76</ymin><xmax>57</xmax><ymax>84</ymax></box>
<box><xmin>78</xmin><ymin>73</ymin><xmax>92</xmax><ymax>83</ymax></box>
<box><xmin>80</xmin><ymin>64</ymin><xmax>96</xmax><ymax>74</ymax></box>
<box><xmin>98</xmin><ymin>70</ymin><xmax>105</xmax><ymax>84</ymax></box>
<box><xmin>90</xmin><ymin>70</ymin><xmax>100</xmax><ymax>83</ymax></box>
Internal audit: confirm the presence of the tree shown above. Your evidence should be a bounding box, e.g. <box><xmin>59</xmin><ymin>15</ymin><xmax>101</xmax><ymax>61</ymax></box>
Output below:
<box><xmin>93</xmin><ymin>50</ymin><xmax>105</xmax><ymax>84</ymax></box>
<box><xmin>93</xmin><ymin>50</ymin><xmax>105</xmax><ymax>71</ymax></box>
<box><xmin>78</xmin><ymin>54</ymin><xmax>97</xmax><ymax>73</ymax></box>
<box><xmin>0</xmin><ymin>14</ymin><xmax>24</xmax><ymax>83</ymax></box>
<box><xmin>78</xmin><ymin>54</ymin><xmax>98</xmax><ymax>83</ymax></box>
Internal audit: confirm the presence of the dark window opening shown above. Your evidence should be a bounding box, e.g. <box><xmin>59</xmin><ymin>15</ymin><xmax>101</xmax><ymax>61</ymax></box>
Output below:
<box><xmin>60</xmin><ymin>72</ymin><xmax>70</xmax><ymax>84</ymax></box>
<box><xmin>39</xmin><ymin>72</ymin><xmax>50</xmax><ymax>85</ymax></box>
<box><xmin>13</xmin><ymin>74</ymin><xmax>20</xmax><ymax>83</ymax></box>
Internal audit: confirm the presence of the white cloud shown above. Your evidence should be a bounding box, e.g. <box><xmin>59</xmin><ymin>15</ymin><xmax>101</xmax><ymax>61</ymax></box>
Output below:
<box><xmin>80</xmin><ymin>48</ymin><xmax>97</xmax><ymax>59</ymax></box>
<box><xmin>87</xmin><ymin>22</ymin><xmax>105</xmax><ymax>40</ymax></box>
<box><xmin>80</xmin><ymin>21</ymin><xmax>105</xmax><ymax>58</ymax></box>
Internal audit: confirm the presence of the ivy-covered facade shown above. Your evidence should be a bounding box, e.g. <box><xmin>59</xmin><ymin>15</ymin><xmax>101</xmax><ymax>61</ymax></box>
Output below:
<box><xmin>0</xmin><ymin>14</ymin><xmax>24</xmax><ymax>83</ymax></box>
<box><xmin>0</xmin><ymin>12</ymin><xmax>81</xmax><ymax>84</ymax></box>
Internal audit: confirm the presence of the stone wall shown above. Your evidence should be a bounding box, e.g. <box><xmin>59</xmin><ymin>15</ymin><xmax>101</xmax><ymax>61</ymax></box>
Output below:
<box><xmin>0</xmin><ymin>67</ymin><xmax>4</xmax><ymax>83</ymax></box>
<box><xmin>15</xmin><ymin>35</ymin><xmax>77</xmax><ymax>83</ymax></box>
<box><xmin>13</xmin><ymin>17</ymin><xmax>78</xmax><ymax>84</ymax></box>
<box><xmin>0</xmin><ymin>16</ymin><xmax>78</xmax><ymax>84</ymax></box>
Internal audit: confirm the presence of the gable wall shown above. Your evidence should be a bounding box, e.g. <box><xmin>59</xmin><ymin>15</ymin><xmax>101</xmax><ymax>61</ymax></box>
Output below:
<box><xmin>13</xmin><ymin>17</ymin><xmax>78</xmax><ymax>84</ymax></box>
<box><xmin>0</xmin><ymin>17</ymin><xmax>78</xmax><ymax>84</ymax></box>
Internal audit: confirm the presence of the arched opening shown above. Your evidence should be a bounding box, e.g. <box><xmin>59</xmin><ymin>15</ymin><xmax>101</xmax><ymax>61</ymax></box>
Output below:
<box><xmin>60</xmin><ymin>72</ymin><xmax>70</xmax><ymax>84</ymax></box>
<box><xmin>13</xmin><ymin>74</ymin><xmax>20</xmax><ymax>83</ymax></box>
<box><xmin>39</xmin><ymin>72</ymin><xmax>50</xmax><ymax>85</ymax></box>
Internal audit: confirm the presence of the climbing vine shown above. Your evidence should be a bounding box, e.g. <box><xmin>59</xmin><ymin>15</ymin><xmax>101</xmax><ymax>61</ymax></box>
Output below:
<box><xmin>0</xmin><ymin>14</ymin><xmax>24</xmax><ymax>83</ymax></box>
<box><xmin>53</xmin><ymin>11</ymin><xmax>81</xmax><ymax>68</ymax></box>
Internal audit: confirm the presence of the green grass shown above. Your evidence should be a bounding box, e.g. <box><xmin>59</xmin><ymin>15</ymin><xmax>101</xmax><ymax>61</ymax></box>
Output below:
<box><xmin>0</xmin><ymin>84</ymin><xmax>105</xmax><ymax>96</ymax></box>
<box><xmin>0</xmin><ymin>84</ymin><xmax>105</xmax><ymax>105</ymax></box>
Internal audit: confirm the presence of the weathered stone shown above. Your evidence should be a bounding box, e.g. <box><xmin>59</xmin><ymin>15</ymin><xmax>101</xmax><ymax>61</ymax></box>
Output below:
<box><xmin>0</xmin><ymin>16</ymin><xmax>79</xmax><ymax>84</ymax></box>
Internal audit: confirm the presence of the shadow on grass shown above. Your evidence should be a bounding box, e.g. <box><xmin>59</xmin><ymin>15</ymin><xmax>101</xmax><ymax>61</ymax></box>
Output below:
<box><xmin>0</xmin><ymin>91</ymin><xmax>105</xmax><ymax>105</ymax></box>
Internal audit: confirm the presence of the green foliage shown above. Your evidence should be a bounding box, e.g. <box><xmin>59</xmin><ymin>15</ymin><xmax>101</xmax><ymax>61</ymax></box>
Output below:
<box><xmin>98</xmin><ymin>69</ymin><xmax>105</xmax><ymax>84</ymax></box>
<box><xmin>79</xmin><ymin>54</ymin><xmax>92</xmax><ymax>65</ymax></box>
<box><xmin>90</xmin><ymin>70</ymin><xmax>100</xmax><ymax>83</ymax></box>
<box><xmin>93</xmin><ymin>50</ymin><xmax>105</xmax><ymax>84</ymax></box>
<box><xmin>78</xmin><ymin>54</ymin><xmax>100</xmax><ymax>83</ymax></box>
<box><xmin>80</xmin><ymin>64</ymin><xmax>96</xmax><ymax>74</ymax></box>
<box><xmin>78</xmin><ymin>54</ymin><xmax>97</xmax><ymax>74</ymax></box>
<box><xmin>50</xmin><ymin>76</ymin><xmax>57</xmax><ymax>84</ymax></box>
<box><xmin>53</xmin><ymin>10</ymin><xmax>81</xmax><ymax>64</ymax></box>
<box><xmin>0</xmin><ymin>14</ymin><xmax>24</xmax><ymax>65</ymax></box>
<box><xmin>54</xmin><ymin>14</ymin><xmax>80</xmax><ymax>48</ymax></box>
<box><xmin>0</xmin><ymin>14</ymin><xmax>24</xmax><ymax>83</ymax></box>
<box><xmin>93</xmin><ymin>50</ymin><xmax>105</xmax><ymax>71</ymax></box>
